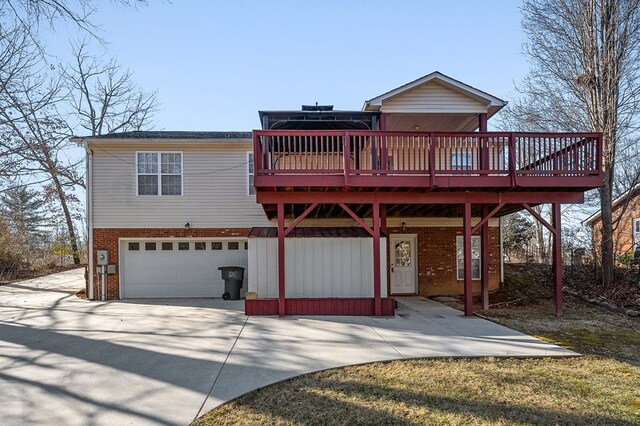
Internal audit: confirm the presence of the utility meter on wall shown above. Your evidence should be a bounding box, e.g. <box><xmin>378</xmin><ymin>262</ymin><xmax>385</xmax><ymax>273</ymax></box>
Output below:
<box><xmin>97</xmin><ymin>250</ymin><xmax>108</xmax><ymax>266</ymax></box>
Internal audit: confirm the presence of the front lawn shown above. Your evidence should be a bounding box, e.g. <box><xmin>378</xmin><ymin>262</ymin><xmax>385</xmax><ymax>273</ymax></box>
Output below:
<box><xmin>195</xmin><ymin>356</ymin><xmax>639</xmax><ymax>426</ymax></box>
<box><xmin>195</xmin><ymin>264</ymin><xmax>639</xmax><ymax>426</ymax></box>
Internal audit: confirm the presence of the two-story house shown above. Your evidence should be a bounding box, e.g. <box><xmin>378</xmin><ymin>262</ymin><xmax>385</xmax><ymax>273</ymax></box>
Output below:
<box><xmin>77</xmin><ymin>72</ymin><xmax>602</xmax><ymax>317</ymax></box>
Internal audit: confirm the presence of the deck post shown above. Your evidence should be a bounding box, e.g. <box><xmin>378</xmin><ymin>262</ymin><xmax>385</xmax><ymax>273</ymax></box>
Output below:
<box><xmin>277</xmin><ymin>202</ymin><xmax>286</xmax><ymax>317</ymax></box>
<box><xmin>380</xmin><ymin>204</ymin><xmax>388</xmax><ymax>235</ymax></box>
<box><xmin>373</xmin><ymin>202</ymin><xmax>382</xmax><ymax>316</ymax></box>
<box><xmin>479</xmin><ymin>113</ymin><xmax>489</xmax><ymax>171</ymax></box>
<box><xmin>463</xmin><ymin>202</ymin><xmax>473</xmax><ymax>316</ymax></box>
<box><xmin>552</xmin><ymin>203</ymin><xmax>563</xmax><ymax>317</ymax></box>
<box><xmin>481</xmin><ymin>204</ymin><xmax>490</xmax><ymax>311</ymax></box>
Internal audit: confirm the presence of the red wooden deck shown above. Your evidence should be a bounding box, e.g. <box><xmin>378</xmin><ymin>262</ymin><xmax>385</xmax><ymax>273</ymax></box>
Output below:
<box><xmin>250</xmin><ymin>129</ymin><xmax>603</xmax><ymax>318</ymax></box>
<box><xmin>253</xmin><ymin>130</ymin><xmax>602</xmax><ymax>192</ymax></box>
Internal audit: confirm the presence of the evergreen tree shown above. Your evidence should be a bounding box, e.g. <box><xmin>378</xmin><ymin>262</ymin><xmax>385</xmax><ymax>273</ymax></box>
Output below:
<box><xmin>0</xmin><ymin>186</ymin><xmax>50</xmax><ymax>250</ymax></box>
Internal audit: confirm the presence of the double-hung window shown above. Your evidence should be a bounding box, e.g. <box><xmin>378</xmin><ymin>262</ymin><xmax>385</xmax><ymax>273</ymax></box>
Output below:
<box><xmin>451</xmin><ymin>152</ymin><xmax>472</xmax><ymax>171</ymax></box>
<box><xmin>456</xmin><ymin>235</ymin><xmax>481</xmax><ymax>280</ymax></box>
<box><xmin>137</xmin><ymin>152</ymin><xmax>182</xmax><ymax>196</ymax></box>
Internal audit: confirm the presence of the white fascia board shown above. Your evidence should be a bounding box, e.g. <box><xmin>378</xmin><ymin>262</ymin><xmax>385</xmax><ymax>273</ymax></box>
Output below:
<box><xmin>363</xmin><ymin>71</ymin><xmax>508</xmax><ymax>111</ymax></box>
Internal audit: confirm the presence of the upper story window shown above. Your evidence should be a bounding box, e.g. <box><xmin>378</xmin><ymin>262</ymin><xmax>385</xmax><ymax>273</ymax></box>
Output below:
<box><xmin>137</xmin><ymin>152</ymin><xmax>182</xmax><ymax>196</ymax></box>
<box><xmin>247</xmin><ymin>152</ymin><xmax>255</xmax><ymax>195</ymax></box>
<box><xmin>451</xmin><ymin>152</ymin><xmax>471</xmax><ymax>171</ymax></box>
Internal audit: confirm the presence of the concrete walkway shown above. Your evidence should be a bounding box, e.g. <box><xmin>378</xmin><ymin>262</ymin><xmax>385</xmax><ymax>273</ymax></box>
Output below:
<box><xmin>0</xmin><ymin>269</ymin><xmax>577</xmax><ymax>426</ymax></box>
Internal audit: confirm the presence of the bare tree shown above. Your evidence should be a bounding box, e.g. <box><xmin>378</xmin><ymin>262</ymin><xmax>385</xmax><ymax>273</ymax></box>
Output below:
<box><xmin>0</xmin><ymin>0</ymin><xmax>148</xmax><ymax>46</ymax></box>
<box><xmin>0</xmin><ymin>65</ymin><xmax>84</xmax><ymax>264</ymax></box>
<box><xmin>507</xmin><ymin>0</ymin><xmax>640</xmax><ymax>286</ymax></box>
<box><xmin>64</xmin><ymin>41</ymin><xmax>159</xmax><ymax>136</ymax></box>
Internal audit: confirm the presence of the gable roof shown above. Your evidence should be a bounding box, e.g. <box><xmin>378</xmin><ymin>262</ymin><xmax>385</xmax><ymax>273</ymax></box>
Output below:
<box><xmin>585</xmin><ymin>183</ymin><xmax>640</xmax><ymax>225</ymax></box>
<box><xmin>362</xmin><ymin>71</ymin><xmax>508</xmax><ymax>113</ymax></box>
<box><xmin>73</xmin><ymin>131</ymin><xmax>252</xmax><ymax>141</ymax></box>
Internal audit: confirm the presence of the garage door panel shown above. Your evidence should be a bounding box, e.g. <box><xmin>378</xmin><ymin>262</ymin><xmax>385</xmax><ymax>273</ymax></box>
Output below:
<box><xmin>121</xmin><ymin>239</ymin><xmax>248</xmax><ymax>298</ymax></box>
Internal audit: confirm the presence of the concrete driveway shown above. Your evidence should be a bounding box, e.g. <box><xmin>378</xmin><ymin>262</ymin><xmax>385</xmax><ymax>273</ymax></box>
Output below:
<box><xmin>0</xmin><ymin>269</ymin><xmax>576</xmax><ymax>425</ymax></box>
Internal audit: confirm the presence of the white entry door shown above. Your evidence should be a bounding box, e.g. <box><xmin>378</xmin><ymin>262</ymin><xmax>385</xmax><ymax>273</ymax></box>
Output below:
<box><xmin>390</xmin><ymin>235</ymin><xmax>417</xmax><ymax>294</ymax></box>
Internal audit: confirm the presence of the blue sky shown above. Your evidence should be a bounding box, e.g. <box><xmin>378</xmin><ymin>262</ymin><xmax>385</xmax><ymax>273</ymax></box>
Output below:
<box><xmin>58</xmin><ymin>0</ymin><xmax>527</xmax><ymax>131</ymax></box>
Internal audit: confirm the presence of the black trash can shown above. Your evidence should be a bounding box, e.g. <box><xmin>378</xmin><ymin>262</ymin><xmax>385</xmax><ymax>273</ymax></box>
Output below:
<box><xmin>218</xmin><ymin>266</ymin><xmax>245</xmax><ymax>300</ymax></box>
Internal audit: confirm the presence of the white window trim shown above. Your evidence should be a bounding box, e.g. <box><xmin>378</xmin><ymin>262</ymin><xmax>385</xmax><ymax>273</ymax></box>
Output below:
<box><xmin>634</xmin><ymin>218</ymin><xmax>640</xmax><ymax>246</ymax></box>
<box><xmin>456</xmin><ymin>235</ymin><xmax>481</xmax><ymax>280</ymax></box>
<box><xmin>136</xmin><ymin>151</ymin><xmax>184</xmax><ymax>196</ymax></box>
<box><xmin>247</xmin><ymin>151</ymin><xmax>255</xmax><ymax>196</ymax></box>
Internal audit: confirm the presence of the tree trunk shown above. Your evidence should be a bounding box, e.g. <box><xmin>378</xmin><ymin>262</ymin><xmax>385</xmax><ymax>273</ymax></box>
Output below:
<box><xmin>52</xmin><ymin>174</ymin><xmax>81</xmax><ymax>265</ymax></box>
<box><xmin>600</xmin><ymin>166</ymin><xmax>615</xmax><ymax>286</ymax></box>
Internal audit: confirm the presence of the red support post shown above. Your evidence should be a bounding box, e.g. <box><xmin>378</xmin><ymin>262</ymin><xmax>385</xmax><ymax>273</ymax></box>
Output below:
<box><xmin>429</xmin><ymin>132</ymin><xmax>436</xmax><ymax>188</ymax></box>
<box><xmin>277</xmin><ymin>203</ymin><xmax>286</xmax><ymax>317</ymax></box>
<box><xmin>373</xmin><ymin>202</ymin><xmax>382</xmax><ymax>316</ymax></box>
<box><xmin>552</xmin><ymin>203</ymin><xmax>563</xmax><ymax>317</ymax></box>
<box><xmin>379</xmin><ymin>113</ymin><xmax>387</xmax><ymax>131</ymax></box>
<box><xmin>479</xmin><ymin>113</ymin><xmax>489</xmax><ymax>172</ymax></box>
<box><xmin>463</xmin><ymin>202</ymin><xmax>473</xmax><ymax>316</ymax></box>
<box><xmin>481</xmin><ymin>205</ymin><xmax>490</xmax><ymax>311</ymax></box>
<box><xmin>343</xmin><ymin>131</ymin><xmax>351</xmax><ymax>187</ymax></box>
<box><xmin>380</xmin><ymin>204</ymin><xmax>388</xmax><ymax>236</ymax></box>
<box><xmin>478</xmin><ymin>113</ymin><xmax>488</xmax><ymax>132</ymax></box>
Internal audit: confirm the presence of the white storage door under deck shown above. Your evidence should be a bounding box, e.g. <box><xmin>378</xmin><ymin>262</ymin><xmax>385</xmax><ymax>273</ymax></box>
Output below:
<box><xmin>248</xmin><ymin>229</ymin><xmax>387</xmax><ymax>299</ymax></box>
<box><xmin>120</xmin><ymin>239</ymin><xmax>248</xmax><ymax>298</ymax></box>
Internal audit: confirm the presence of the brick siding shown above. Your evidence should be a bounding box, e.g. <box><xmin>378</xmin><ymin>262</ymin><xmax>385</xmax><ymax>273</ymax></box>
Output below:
<box><xmin>91</xmin><ymin>226</ymin><xmax>501</xmax><ymax>301</ymax></box>
<box><xmin>591</xmin><ymin>194</ymin><xmax>640</xmax><ymax>258</ymax></box>
<box><xmin>386</xmin><ymin>226</ymin><xmax>501</xmax><ymax>297</ymax></box>
<box><xmin>91</xmin><ymin>228</ymin><xmax>251</xmax><ymax>300</ymax></box>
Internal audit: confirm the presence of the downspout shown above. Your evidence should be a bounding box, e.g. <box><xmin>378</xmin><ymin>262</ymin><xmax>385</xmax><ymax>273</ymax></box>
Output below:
<box><xmin>83</xmin><ymin>140</ymin><xmax>95</xmax><ymax>300</ymax></box>
<box><xmin>499</xmin><ymin>216</ymin><xmax>505</xmax><ymax>287</ymax></box>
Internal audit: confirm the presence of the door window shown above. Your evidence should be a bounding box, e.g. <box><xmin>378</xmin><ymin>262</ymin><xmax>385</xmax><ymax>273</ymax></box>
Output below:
<box><xmin>394</xmin><ymin>240</ymin><xmax>412</xmax><ymax>266</ymax></box>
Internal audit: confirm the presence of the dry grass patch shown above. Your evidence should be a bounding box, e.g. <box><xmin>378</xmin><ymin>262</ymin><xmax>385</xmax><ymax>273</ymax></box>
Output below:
<box><xmin>194</xmin><ymin>357</ymin><xmax>639</xmax><ymax>426</ymax></box>
<box><xmin>195</xmin><ymin>266</ymin><xmax>640</xmax><ymax>426</ymax></box>
<box><xmin>480</xmin><ymin>297</ymin><xmax>640</xmax><ymax>365</ymax></box>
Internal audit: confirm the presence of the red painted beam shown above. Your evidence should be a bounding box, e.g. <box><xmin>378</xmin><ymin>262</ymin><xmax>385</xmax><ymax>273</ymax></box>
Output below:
<box><xmin>373</xmin><ymin>203</ymin><xmax>381</xmax><ymax>316</ymax></box>
<box><xmin>338</xmin><ymin>203</ymin><xmax>374</xmax><ymax>236</ymax></box>
<box><xmin>523</xmin><ymin>204</ymin><xmax>557</xmax><ymax>235</ymax></box>
<box><xmin>245</xmin><ymin>298</ymin><xmax>396</xmax><ymax>316</ymax></box>
<box><xmin>277</xmin><ymin>203</ymin><xmax>285</xmax><ymax>317</ymax></box>
<box><xmin>481</xmin><ymin>205</ymin><xmax>490</xmax><ymax>311</ymax></box>
<box><xmin>284</xmin><ymin>203</ymin><xmax>318</xmax><ymax>236</ymax></box>
<box><xmin>479</xmin><ymin>114</ymin><xmax>489</xmax><ymax>171</ymax></box>
<box><xmin>471</xmin><ymin>203</ymin><xmax>505</xmax><ymax>234</ymax></box>
<box><xmin>257</xmin><ymin>191</ymin><xmax>585</xmax><ymax>205</ymax></box>
<box><xmin>380</xmin><ymin>204</ymin><xmax>388</xmax><ymax>235</ymax></box>
<box><xmin>463</xmin><ymin>202</ymin><xmax>473</xmax><ymax>317</ymax></box>
<box><xmin>552</xmin><ymin>203</ymin><xmax>563</xmax><ymax>317</ymax></box>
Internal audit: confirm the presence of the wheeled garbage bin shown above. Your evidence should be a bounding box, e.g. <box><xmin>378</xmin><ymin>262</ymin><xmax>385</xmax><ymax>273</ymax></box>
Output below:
<box><xmin>218</xmin><ymin>266</ymin><xmax>245</xmax><ymax>300</ymax></box>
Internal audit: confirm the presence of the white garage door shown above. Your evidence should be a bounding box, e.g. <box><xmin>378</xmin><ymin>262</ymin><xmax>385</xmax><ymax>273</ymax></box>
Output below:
<box><xmin>121</xmin><ymin>239</ymin><xmax>248</xmax><ymax>298</ymax></box>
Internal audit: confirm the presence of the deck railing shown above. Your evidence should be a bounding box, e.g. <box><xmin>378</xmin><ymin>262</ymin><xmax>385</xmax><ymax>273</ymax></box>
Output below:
<box><xmin>253</xmin><ymin>130</ymin><xmax>602</xmax><ymax>188</ymax></box>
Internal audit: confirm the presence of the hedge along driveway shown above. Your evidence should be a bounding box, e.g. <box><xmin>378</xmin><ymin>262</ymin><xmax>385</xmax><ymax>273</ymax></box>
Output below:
<box><xmin>0</xmin><ymin>269</ymin><xmax>575</xmax><ymax>426</ymax></box>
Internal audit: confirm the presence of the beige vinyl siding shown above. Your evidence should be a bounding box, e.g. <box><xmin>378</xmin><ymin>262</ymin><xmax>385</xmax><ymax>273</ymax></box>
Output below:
<box><xmin>91</xmin><ymin>142</ymin><xmax>270</xmax><ymax>228</ymax></box>
<box><xmin>381</xmin><ymin>81</ymin><xmax>487</xmax><ymax>114</ymax></box>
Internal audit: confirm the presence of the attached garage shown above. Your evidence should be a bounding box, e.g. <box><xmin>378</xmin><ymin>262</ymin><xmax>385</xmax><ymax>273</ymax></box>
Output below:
<box><xmin>119</xmin><ymin>238</ymin><xmax>248</xmax><ymax>298</ymax></box>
